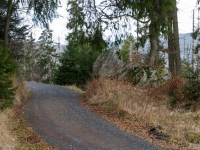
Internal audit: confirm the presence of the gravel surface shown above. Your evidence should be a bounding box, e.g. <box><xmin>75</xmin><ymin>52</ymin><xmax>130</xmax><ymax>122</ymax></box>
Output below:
<box><xmin>24</xmin><ymin>82</ymin><xmax>166</xmax><ymax>150</ymax></box>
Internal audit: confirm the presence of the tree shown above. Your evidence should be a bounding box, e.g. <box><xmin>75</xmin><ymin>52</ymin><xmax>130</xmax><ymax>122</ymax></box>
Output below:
<box><xmin>36</xmin><ymin>28</ymin><xmax>57</xmax><ymax>83</ymax></box>
<box><xmin>67</xmin><ymin>0</ymin><xmax>175</xmax><ymax>67</ymax></box>
<box><xmin>0</xmin><ymin>41</ymin><xmax>16</xmax><ymax>110</ymax></box>
<box><xmin>19</xmin><ymin>29</ymin><xmax>58</xmax><ymax>83</ymax></box>
<box><xmin>0</xmin><ymin>0</ymin><xmax>29</xmax><ymax>51</ymax></box>
<box><xmin>18</xmin><ymin>34</ymin><xmax>38</xmax><ymax>81</ymax></box>
<box><xmin>54</xmin><ymin>35</ymin><xmax>99</xmax><ymax>87</ymax></box>
<box><xmin>168</xmin><ymin>0</ymin><xmax>181</xmax><ymax>75</ymax></box>
<box><xmin>54</xmin><ymin>0</ymin><xmax>99</xmax><ymax>87</ymax></box>
<box><xmin>3</xmin><ymin>0</ymin><xmax>60</xmax><ymax>47</ymax></box>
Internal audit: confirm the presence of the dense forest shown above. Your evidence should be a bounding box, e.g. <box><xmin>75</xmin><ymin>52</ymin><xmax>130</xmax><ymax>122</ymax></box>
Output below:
<box><xmin>0</xmin><ymin>0</ymin><xmax>199</xmax><ymax>110</ymax></box>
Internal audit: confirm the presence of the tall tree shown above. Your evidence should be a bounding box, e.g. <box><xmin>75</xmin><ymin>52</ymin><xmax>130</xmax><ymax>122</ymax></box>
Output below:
<box><xmin>19</xmin><ymin>30</ymin><xmax>58</xmax><ymax>83</ymax></box>
<box><xmin>0</xmin><ymin>0</ymin><xmax>29</xmax><ymax>47</ymax></box>
<box><xmin>54</xmin><ymin>0</ymin><xmax>99</xmax><ymax>87</ymax></box>
<box><xmin>18</xmin><ymin>34</ymin><xmax>37</xmax><ymax>81</ymax></box>
<box><xmin>0</xmin><ymin>41</ymin><xmax>16</xmax><ymax>110</ymax></box>
<box><xmin>67</xmin><ymin>0</ymin><xmax>175</xmax><ymax>67</ymax></box>
<box><xmin>3</xmin><ymin>0</ymin><xmax>60</xmax><ymax>47</ymax></box>
<box><xmin>36</xmin><ymin>28</ymin><xmax>57</xmax><ymax>83</ymax></box>
<box><xmin>168</xmin><ymin>0</ymin><xmax>181</xmax><ymax>75</ymax></box>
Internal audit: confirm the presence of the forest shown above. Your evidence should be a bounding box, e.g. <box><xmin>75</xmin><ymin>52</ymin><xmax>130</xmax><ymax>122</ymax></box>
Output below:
<box><xmin>0</xmin><ymin>0</ymin><xmax>199</xmax><ymax>105</ymax></box>
<box><xmin>1</xmin><ymin>0</ymin><xmax>200</xmax><ymax>148</ymax></box>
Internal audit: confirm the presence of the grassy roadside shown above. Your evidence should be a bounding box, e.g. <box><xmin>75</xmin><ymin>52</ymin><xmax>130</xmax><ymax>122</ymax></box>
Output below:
<box><xmin>65</xmin><ymin>85</ymin><xmax>85</xmax><ymax>94</ymax></box>
<box><xmin>0</xmin><ymin>75</ymin><xmax>58</xmax><ymax>150</ymax></box>
<box><xmin>11</xmin><ymin>103</ymin><xmax>58</xmax><ymax>149</ymax></box>
<box><xmin>82</xmin><ymin>78</ymin><xmax>200</xmax><ymax>150</ymax></box>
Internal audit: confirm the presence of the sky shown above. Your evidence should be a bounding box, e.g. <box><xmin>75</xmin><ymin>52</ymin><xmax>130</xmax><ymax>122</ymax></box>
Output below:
<box><xmin>31</xmin><ymin>0</ymin><xmax>199</xmax><ymax>45</ymax></box>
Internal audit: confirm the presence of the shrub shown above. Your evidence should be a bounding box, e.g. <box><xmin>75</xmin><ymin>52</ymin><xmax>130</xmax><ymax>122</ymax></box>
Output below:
<box><xmin>0</xmin><ymin>42</ymin><xmax>17</xmax><ymax>110</ymax></box>
<box><xmin>162</xmin><ymin>76</ymin><xmax>185</xmax><ymax>102</ymax></box>
<box><xmin>183</xmin><ymin>68</ymin><xmax>200</xmax><ymax>102</ymax></box>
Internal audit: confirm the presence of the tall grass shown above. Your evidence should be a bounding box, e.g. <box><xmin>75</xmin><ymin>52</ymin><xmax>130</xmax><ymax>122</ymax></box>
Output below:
<box><xmin>83</xmin><ymin>77</ymin><xmax>200</xmax><ymax>149</ymax></box>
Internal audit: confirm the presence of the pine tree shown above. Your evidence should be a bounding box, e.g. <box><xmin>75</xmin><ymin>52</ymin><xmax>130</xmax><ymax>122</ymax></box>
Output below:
<box><xmin>19</xmin><ymin>34</ymin><xmax>38</xmax><ymax>81</ymax></box>
<box><xmin>3</xmin><ymin>0</ymin><xmax>60</xmax><ymax>47</ymax></box>
<box><xmin>0</xmin><ymin>41</ymin><xmax>16</xmax><ymax>110</ymax></box>
<box><xmin>19</xmin><ymin>30</ymin><xmax>58</xmax><ymax>83</ymax></box>
<box><xmin>67</xmin><ymin>0</ymin><xmax>175</xmax><ymax>67</ymax></box>
<box><xmin>54</xmin><ymin>36</ymin><xmax>98</xmax><ymax>87</ymax></box>
<box><xmin>54</xmin><ymin>1</ymin><xmax>99</xmax><ymax>87</ymax></box>
<box><xmin>36</xmin><ymin>28</ymin><xmax>57</xmax><ymax>83</ymax></box>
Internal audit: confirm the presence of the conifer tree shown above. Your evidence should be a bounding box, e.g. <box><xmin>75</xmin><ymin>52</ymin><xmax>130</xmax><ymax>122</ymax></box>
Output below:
<box><xmin>36</xmin><ymin>28</ymin><xmax>57</xmax><ymax>83</ymax></box>
<box><xmin>19</xmin><ymin>34</ymin><xmax>37</xmax><ymax>81</ymax></box>
<box><xmin>0</xmin><ymin>41</ymin><xmax>16</xmax><ymax>110</ymax></box>
<box><xmin>67</xmin><ymin>0</ymin><xmax>175</xmax><ymax>67</ymax></box>
<box><xmin>54</xmin><ymin>0</ymin><xmax>99</xmax><ymax>87</ymax></box>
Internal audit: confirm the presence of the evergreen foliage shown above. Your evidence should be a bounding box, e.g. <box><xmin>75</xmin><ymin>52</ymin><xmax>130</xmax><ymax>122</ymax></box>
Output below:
<box><xmin>0</xmin><ymin>41</ymin><xmax>16</xmax><ymax>110</ymax></box>
<box><xmin>182</xmin><ymin>62</ymin><xmax>200</xmax><ymax>101</ymax></box>
<box><xmin>19</xmin><ymin>29</ymin><xmax>58</xmax><ymax>83</ymax></box>
<box><xmin>54</xmin><ymin>0</ymin><xmax>99</xmax><ymax>87</ymax></box>
<box><xmin>66</xmin><ymin>0</ymin><xmax>175</xmax><ymax>66</ymax></box>
<box><xmin>54</xmin><ymin>32</ymin><xmax>99</xmax><ymax>87</ymax></box>
<box><xmin>116</xmin><ymin>35</ymin><xmax>136</xmax><ymax>63</ymax></box>
<box><xmin>37</xmin><ymin>28</ymin><xmax>58</xmax><ymax>83</ymax></box>
<box><xmin>18</xmin><ymin>34</ymin><xmax>38</xmax><ymax>81</ymax></box>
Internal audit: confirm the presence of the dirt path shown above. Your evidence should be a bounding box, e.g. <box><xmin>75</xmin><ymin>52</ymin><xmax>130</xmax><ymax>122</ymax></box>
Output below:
<box><xmin>24</xmin><ymin>82</ymin><xmax>165</xmax><ymax>150</ymax></box>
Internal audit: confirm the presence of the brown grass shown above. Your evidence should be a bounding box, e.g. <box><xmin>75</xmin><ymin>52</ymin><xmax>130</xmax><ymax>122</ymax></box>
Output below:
<box><xmin>0</xmin><ymin>74</ymin><xmax>25</xmax><ymax>149</ymax></box>
<box><xmin>0</xmin><ymin>74</ymin><xmax>58</xmax><ymax>149</ymax></box>
<box><xmin>0</xmin><ymin>109</ymin><xmax>17</xmax><ymax>149</ymax></box>
<box><xmin>65</xmin><ymin>85</ymin><xmax>85</xmax><ymax>94</ymax></box>
<box><xmin>83</xmin><ymin>77</ymin><xmax>200</xmax><ymax>149</ymax></box>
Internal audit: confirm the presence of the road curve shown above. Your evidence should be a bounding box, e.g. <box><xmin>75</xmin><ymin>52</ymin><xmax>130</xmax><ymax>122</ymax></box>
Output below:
<box><xmin>24</xmin><ymin>82</ymin><xmax>165</xmax><ymax>150</ymax></box>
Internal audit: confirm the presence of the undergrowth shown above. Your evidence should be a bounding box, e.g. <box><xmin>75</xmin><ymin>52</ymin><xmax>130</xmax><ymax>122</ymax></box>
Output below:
<box><xmin>11</xmin><ymin>76</ymin><xmax>58</xmax><ymax>149</ymax></box>
<box><xmin>83</xmin><ymin>77</ymin><xmax>200</xmax><ymax>149</ymax></box>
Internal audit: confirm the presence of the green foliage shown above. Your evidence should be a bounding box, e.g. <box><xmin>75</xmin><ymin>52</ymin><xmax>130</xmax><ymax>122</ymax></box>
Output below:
<box><xmin>66</xmin><ymin>0</ymin><xmax>175</xmax><ymax>52</ymax></box>
<box><xmin>182</xmin><ymin>63</ymin><xmax>200</xmax><ymax>101</ymax></box>
<box><xmin>67</xmin><ymin>0</ymin><xmax>107</xmax><ymax>52</ymax></box>
<box><xmin>0</xmin><ymin>41</ymin><xmax>17</xmax><ymax>110</ymax></box>
<box><xmin>26</xmin><ymin>0</ymin><xmax>60</xmax><ymax>27</ymax></box>
<box><xmin>37</xmin><ymin>28</ymin><xmax>58</xmax><ymax>83</ymax></box>
<box><xmin>54</xmin><ymin>43</ymin><xmax>99</xmax><ymax>88</ymax></box>
<box><xmin>116</xmin><ymin>35</ymin><xmax>136</xmax><ymax>63</ymax></box>
<box><xmin>18</xmin><ymin>34</ymin><xmax>37</xmax><ymax>81</ymax></box>
<box><xmin>54</xmin><ymin>27</ymin><xmax>99</xmax><ymax>87</ymax></box>
<box><xmin>19</xmin><ymin>29</ymin><xmax>58</xmax><ymax>83</ymax></box>
<box><xmin>191</xmin><ymin>28</ymin><xmax>200</xmax><ymax>54</ymax></box>
<box><xmin>54</xmin><ymin>0</ymin><xmax>100</xmax><ymax>88</ymax></box>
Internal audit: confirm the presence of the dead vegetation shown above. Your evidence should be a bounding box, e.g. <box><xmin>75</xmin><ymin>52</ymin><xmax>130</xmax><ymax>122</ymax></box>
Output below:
<box><xmin>82</xmin><ymin>77</ymin><xmax>200</xmax><ymax>149</ymax></box>
<box><xmin>0</xmin><ymin>75</ymin><xmax>58</xmax><ymax>149</ymax></box>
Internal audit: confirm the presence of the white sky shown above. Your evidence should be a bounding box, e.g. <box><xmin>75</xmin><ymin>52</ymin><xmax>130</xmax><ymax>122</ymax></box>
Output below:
<box><xmin>32</xmin><ymin>0</ymin><xmax>199</xmax><ymax>44</ymax></box>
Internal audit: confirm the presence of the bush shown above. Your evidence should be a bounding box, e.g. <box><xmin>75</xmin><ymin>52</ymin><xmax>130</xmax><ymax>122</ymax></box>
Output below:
<box><xmin>183</xmin><ymin>68</ymin><xmax>200</xmax><ymax>102</ymax></box>
<box><xmin>0</xmin><ymin>42</ymin><xmax>17</xmax><ymax>110</ymax></box>
<box><xmin>156</xmin><ymin>76</ymin><xmax>186</xmax><ymax>108</ymax></box>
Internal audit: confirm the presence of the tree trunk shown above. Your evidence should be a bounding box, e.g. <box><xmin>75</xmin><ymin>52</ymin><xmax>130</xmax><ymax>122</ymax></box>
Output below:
<box><xmin>149</xmin><ymin>22</ymin><xmax>158</xmax><ymax>66</ymax></box>
<box><xmin>4</xmin><ymin>0</ymin><xmax>13</xmax><ymax>48</ymax></box>
<box><xmin>173</xmin><ymin>0</ymin><xmax>181</xmax><ymax>75</ymax></box>
<box><xmin>167</xmin><ymin>0</ymin><xmax>181</xmax><ymax>75</ymax></box>
<box><xmin>168</xmin><ymin>10</ymin><xmax>175</xmax><ymax>73</ymax></box>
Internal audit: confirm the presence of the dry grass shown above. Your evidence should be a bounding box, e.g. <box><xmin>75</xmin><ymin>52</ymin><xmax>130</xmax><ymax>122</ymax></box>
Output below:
<box><xmin>65</xmin><ymin>85</ymin><xmax>85</xmax><ymax>94</ymax></box>
<box><xmin>83</xmin><ymin>77</ymin><xmax>200</xmax><ymax>149</ymax></box>
<box><xmin>0</xmin><ymin>109</ymin><xmax>17</xmax><ymax>149</ymax></box>
<box><xmin>0</xmin><ymin>74</ymin><xmax>58</xmax><ymax>149</ymax></box>
<box><xmin>11</xmin><ymin>105</ymin><xmax>58</xmax><ymax>150</ymax></box>
<box><xmin>0</xmin><ymin>74</ymin><xmax>25</xmax><ymax>149</ymax></box>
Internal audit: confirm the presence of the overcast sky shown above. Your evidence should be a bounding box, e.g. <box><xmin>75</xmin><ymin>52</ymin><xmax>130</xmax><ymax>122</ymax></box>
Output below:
<box><xmin>31</xmin><ymin>0</ymin><xmax>199</xmax><ymax>44</ymax></box>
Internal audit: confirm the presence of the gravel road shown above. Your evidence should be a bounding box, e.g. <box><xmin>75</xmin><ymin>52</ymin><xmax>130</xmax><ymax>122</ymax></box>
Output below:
<box><xmin>24</xmin><ymin>82</ymin><xmax>166</xmax><ymax>150</ymax></box>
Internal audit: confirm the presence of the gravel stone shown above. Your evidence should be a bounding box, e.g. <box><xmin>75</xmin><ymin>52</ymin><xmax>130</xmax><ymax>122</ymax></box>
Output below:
<box><xmin>24</xmin><ymin>82</ymin><xmax>166</xmax><ymax>150</ymax></box>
